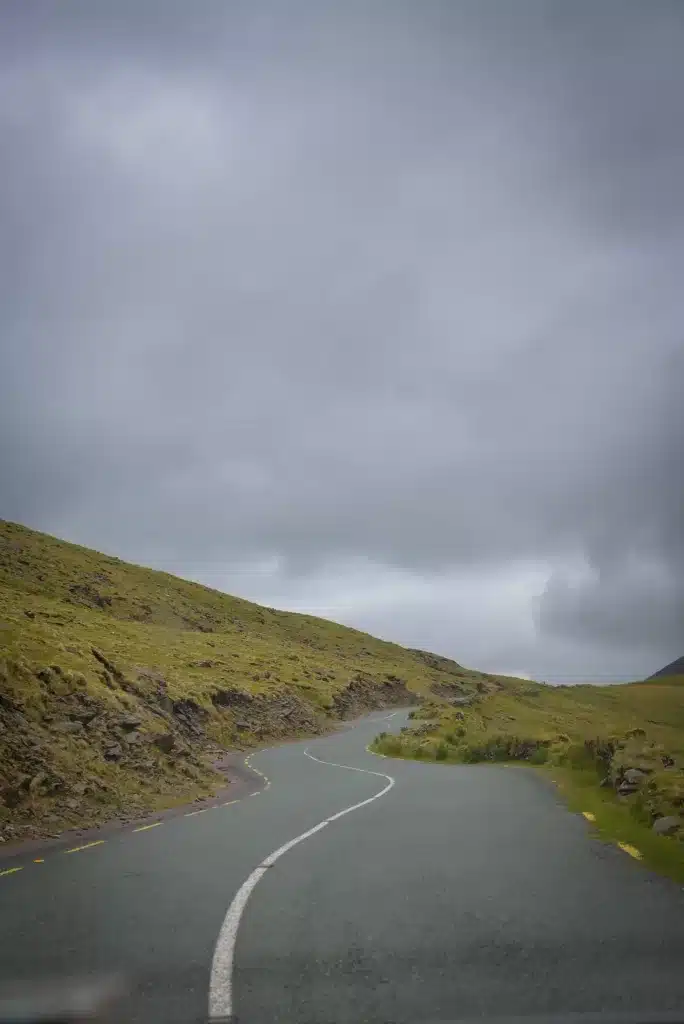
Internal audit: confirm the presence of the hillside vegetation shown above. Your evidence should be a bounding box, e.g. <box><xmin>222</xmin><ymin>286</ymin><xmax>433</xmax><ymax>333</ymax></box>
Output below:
<box><xmin>0</xmin><ymin>520</ymin><xmax>501</xmax><ymax>843</ymax></box>
<box><xmin>373</xmin><ymin>675</ymin><xmax>684</xmax><ymax>880</ymax></box>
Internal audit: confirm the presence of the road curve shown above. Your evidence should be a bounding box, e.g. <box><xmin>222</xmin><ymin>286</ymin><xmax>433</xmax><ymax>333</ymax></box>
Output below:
<box><xmin>2</xmin><ymin>711</ymin><xmax>684</xmax><ymax>1024</ymax></box>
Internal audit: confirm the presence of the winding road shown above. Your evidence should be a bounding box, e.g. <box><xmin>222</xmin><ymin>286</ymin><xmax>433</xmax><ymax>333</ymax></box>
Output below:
<box><xmin>2</xmin><ymin>710</ymin><xmax>684</xmax><ymax>1023</ymax></box>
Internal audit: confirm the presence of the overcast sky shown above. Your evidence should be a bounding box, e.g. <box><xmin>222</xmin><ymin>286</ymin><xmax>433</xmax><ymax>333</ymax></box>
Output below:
<box><xmin>1</xmin><ymin>2</ymin><xmax>682</xmax><ymax>682</ymax></box>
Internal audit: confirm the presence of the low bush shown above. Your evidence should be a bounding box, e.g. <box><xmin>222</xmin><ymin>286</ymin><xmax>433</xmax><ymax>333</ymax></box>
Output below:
<box><xmin>461</xmin><ymin>733</ymin><xmax>547</xmax><ymax>763</ymax></box>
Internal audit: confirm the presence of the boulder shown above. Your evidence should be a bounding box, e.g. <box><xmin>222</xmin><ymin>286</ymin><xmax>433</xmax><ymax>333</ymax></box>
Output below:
<box><xmin>172</xmin><ymin>699</ymin><xmax>207</xmax><ymax>736</ymax></box>
<box><xmin>68</xmin><ymin>708</ymin><xmax>99</xmax><ymax>726</ymax></box>
<box><xmin>152</xmin><ymin>732</ymin><xmax>176</xmax><ymax>754</ymax></box>
<box><xmin>116</xmin><ymin>713</ymin><xmax>142</xmax><ymax>730</ymax></box>
<box><xmin>104</xmin><ymin>743</ymin><xmax>123</xmax><ymax>762</ymax></box>
<box><xmin>53</xmin><ymin>720</ymin><xmax>83</xmax><ymax>735</ymax></box>
<box><xmin>29</xmin><ymin>772</ymin><xmax>48</xmax><ymax>795</ymax></box>
<box><xmin>623</xmin><ymin>768</ymin><xmax>648</xmax><ymax>785</ymax></box>
<box><xmin>653</xmin><ymin>816</ymin><xmax>681</xmax><ymax>836</ymax></box>
<box><xmin>1</xmin><ymin>784</ymin><xmax>26</xmax><ymax>809</ymax></box>
<box><xmin>211</xmin><ymin>688</ymin><xmax>253</xmax><ymax>709</ymax></box>
<box><xmin>157</xmin><ymin>693</ymin><xmax>174</xmax><ymax>715</ymax></box>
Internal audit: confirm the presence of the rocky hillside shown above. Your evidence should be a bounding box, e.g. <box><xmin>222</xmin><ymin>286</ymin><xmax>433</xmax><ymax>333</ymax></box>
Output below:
<box><xmin>0</xmin><ymin>520</ymin><xmax>496</xmax><ymax>843</ymax></box>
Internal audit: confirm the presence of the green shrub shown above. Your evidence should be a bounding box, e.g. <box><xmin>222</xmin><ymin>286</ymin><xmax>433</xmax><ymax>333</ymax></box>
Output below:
<box><xmin>435</xmin><ymin>742</ymin><xmax>449</xmax><ymax>761</ymax></box>
<box><xmin>373</xmin><ymin>733</ymin><xmax>404</xmax><ymax>757</ymax></box>
<box><xmin>566</xmin><ymin>737</ymin><xmax>616</xmax><ymax>777</ymax></box>
<box><xmin>530</xmin><ymin>746</ymin><xmax>549</xmax><ymax>765</ymax></box>
<box><xmin>459</xmin><ymin>734</ymin><xmax>547</xmax><ymax>764</ymax></box>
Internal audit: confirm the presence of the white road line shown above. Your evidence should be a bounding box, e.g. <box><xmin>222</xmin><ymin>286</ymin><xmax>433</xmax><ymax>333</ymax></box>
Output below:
<box><xmin>208</xmin><ymin>747</ymin><xmax>394</xmax><ymax>1021</ymax></box>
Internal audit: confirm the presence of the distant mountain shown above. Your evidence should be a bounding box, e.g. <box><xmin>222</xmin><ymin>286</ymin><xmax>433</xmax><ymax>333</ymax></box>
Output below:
<box><xmin>648</xmin><ymin>656</ymin><xmax>684</xmax><ymax>679</ymax></box>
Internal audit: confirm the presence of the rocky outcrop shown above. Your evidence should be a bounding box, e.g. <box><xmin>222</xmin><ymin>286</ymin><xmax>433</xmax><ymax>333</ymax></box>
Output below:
<box><xmin>580</xmin><ymin>733</ymin><xmax>684</xmax><ymax>833</ymax></box>
<box><xmin>653</xmin><ymin>815</ymin><xmax>681</xmax><ymax>836</ymax></box>
<box><xmin>617</xmin><ymin>766</ymin><xmax>651</xmax><ymax>795</ymax></box>
<box><xmin>331</xmin><ymin>673</ymin><xmax>412</xmax><ymax>719</ymax></box>
<box><xmin>0</xmin><ymin>656</ymin><xmax>415</xmax><ymax>844</ymax></box>
<box><xmin>210</xmin><ymin>686</ymin><xmax>322</xmax><ymax>738</ymax></box>
<box><xmin>430</xmin><ymin>681</ymin><xmax>472</xmax><ymax>703</ymax></box>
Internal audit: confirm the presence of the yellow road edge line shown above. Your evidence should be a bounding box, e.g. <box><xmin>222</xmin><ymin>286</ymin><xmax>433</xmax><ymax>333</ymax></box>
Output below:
<box><xmin>0</xmin><ymin>866</ymin><xmax>23</xmax><ymax>877</ymax></box>
<box><xmin>132</xmin><ymin>822</ymin><xmax>162</xmax><ymax>832</ymax></box>
<box><xmin>618</xmin><ymin>841</ymin><xmax>643</xmax><ymax>860</ymax></box>
<box><xmin>64</xmin><ymin>841</ymin><xmax>105</xmax><ymax>854</ymax></box>
<box><xmin>582</xmin><ymin>811</ymin><xmax>596</xmax><ymax>822</ymax></box>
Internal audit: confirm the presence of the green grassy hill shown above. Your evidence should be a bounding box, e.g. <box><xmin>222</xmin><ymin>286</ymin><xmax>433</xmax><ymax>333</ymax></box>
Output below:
<box><xmin>0</xmin><ymin>519</ymin><xmax>499</xmax><ymax>843</ymax></box>
<box><xmin>373</xmin><ymin>675</ymin><xmax>684</xmax><ymax>881</ymax></box>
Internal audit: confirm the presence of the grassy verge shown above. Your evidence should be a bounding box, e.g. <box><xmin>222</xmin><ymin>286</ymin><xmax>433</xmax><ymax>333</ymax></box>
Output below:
<box><xmin>548</xmin><ymin>762</ymin><xmax>684</xmax><ymax>883</ymax></box>
<box><xmin>372</xmin><ymin>680</ymin><xmax>684</xmax><ymax>883</ymax></box>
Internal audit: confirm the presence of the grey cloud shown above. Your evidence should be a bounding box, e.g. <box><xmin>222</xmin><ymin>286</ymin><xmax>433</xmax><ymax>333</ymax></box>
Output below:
<box><xmin>1</xmin><ymin>2</ymin><xmax>682</xmax><ymax>680</ymax></box>
<box><xmin>541</xmin><ymin>561</ymin><xmax>682</xmax><ymax>654</ymax></box>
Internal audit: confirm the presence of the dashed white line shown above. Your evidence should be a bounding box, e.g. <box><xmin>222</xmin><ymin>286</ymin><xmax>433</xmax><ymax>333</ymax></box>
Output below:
<box><xmin>208</xmin><ymin>747</ymin><xmax>395</xmax><ymax>1020</ymax></box>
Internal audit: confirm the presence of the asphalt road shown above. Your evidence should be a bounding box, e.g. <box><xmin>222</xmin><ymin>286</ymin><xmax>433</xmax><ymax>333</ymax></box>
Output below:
<box><xmin>2</xmin><ymin>710</ymin><xmax>684</xmax><ymax>1024</ymax></box>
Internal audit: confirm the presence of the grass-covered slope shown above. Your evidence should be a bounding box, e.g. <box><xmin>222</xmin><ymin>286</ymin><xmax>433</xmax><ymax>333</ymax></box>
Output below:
<box><xmin>0</xmin><ymin>519</ymin><xmax>493</xmax><ymax>842</ymax></box>
<box><xmin>372</xmin><ymin>676</ymin><xmax>684</xmax><ymax>880</ymax></box>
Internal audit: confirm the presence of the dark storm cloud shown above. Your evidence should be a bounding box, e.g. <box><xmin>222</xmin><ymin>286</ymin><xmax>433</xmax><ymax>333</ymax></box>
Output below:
<box><xmin>1</xmin><ymin>2</ymin><xmax>682</xmax><ymax>679</ymax></box>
